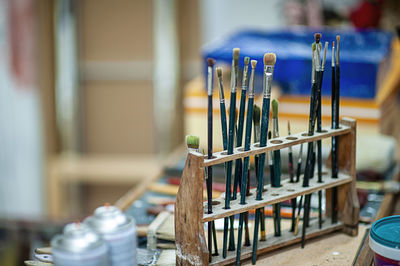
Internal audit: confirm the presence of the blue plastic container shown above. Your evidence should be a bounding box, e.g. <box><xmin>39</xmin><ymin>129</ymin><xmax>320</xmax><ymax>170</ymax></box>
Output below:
<box><xmin>369</xmin><ymin>215</ymin><xmax>400</xmax><ymax>265</ymax></box>
<box><xmin>202</xmin><ymin>28</ymin><xmax>392</xmax><ymax>98</ymax></box>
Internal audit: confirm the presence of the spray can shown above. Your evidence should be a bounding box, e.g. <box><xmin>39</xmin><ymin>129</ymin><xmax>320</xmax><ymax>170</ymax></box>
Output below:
<box><xmin>84</xmin><ymin>204</ymin><xmax>137</xmax><ymax>266</ymax></box>
<box><xmin>51</xmin><ymin>222</ymin><xmax>108</xmax><ymax>266</ymax></box>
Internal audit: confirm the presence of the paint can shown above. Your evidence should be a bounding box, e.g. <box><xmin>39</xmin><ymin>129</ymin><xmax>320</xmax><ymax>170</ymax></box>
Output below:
<box><xmin>51</xmin><ymin>222</ymin><xmax>108</xmax><ymax>266</ymax></box>
<box><xmin>369</xmin><ymin>215</ymin><xmax>400</xmax><ymax>266</ymax></box>
<box><xmin>85</xmin><ymin>204</ymin><xmax>137</xmax><ymax>266</ymax></box>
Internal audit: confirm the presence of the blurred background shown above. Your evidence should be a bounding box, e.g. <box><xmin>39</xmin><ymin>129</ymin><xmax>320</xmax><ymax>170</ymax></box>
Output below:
<box><xmin>0</xmin><ymin>0</ymin><xmax>399</xmax><ymax>264</ymax></box>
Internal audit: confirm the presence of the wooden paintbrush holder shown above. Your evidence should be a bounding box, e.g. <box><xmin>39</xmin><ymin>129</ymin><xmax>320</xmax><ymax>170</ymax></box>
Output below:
<box><xmin>175</xmin><ymin>117</ymin><xmax>359</xmax><ymax>265</ymax></box>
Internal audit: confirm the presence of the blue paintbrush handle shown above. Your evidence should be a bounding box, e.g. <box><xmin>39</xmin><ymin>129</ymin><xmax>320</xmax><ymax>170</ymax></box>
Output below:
<box><xmin>220</xmin><ymin>101</ymin><xmax>228</xmax><ymax>150</ymax></box>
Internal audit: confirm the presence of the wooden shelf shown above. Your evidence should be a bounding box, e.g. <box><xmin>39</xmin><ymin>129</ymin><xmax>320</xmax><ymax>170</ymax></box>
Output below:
<box><xmin>202</xmin><ymin>126</ymin><xmax>351</xmax><ymax>167</ymax></box>
<box><xmin>203</xmin><ymin>172</ymin><xmax>351</xmax><ymax>222</ymax></box>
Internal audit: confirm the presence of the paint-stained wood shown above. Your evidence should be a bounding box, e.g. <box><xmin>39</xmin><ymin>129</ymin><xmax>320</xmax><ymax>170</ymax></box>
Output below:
<box><xmin>175</xmin><ymin>153</ymin><xmax>209</xmax><ymax>265</ymax></box>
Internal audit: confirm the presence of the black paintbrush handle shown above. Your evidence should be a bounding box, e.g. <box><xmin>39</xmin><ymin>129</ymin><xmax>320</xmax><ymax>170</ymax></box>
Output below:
<box><xmin>296</xmin><ymin>161</ymin><xmax>302</xmax><ymax>183</ymax></box>
<box><xmin>288</xmin><ymin>151</ymin><xmax>294</xmax><ymax>183</ymax></box>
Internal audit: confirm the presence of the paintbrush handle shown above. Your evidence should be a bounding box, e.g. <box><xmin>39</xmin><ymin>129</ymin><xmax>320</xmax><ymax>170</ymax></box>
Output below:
<box><xmin>288</xmin><ymin>151</ymin><xmax>294</xmax><ymax>183</ymax></box>
<box><xmin>296</xmin><ymin>161</ymin><xmax>302</xmax><ymax>183</ymax></box>
<box><xmin>220</xmin><ymin>101</ymin><xmax>228</xmax><ymax>150</ymax></box>
<box><xmin>302</xmin><ymin>142</ymin><xmax>314</xmax><ymax>187</ymax></box>
<box><xmin>237</xmin><ymin>89</ymin><xmax>247</xmax><ymax>146</ymax></box>
<box><xmin>255</xmin><ymin>97</ymin><xmax>270</xmax><ymax>199</ymax></box>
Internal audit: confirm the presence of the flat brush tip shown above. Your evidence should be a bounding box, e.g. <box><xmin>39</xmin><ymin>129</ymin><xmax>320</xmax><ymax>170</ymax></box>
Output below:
<box><xmin>186</xmin><ymin>135</ymin><xmax>200</xmax><ymax>149</ymax></box>
<box><xmin>264</xmin><ymin>53</ymin><xmax>276</xmax><ymax>66</ymax></box>
<box><xmin>271</xmin><ymin>99</ymin><xmax>279</xmax><ymax>118</ymax></box>
<box><xmin>314</xmin><ymin>33</ymin><xmax>322</xmax><ymax>43</ymax></box>
<box><xmin>251</xmin><ymin>60</ymin><xmax>257</xmax><ymax>68</ymax></box>
<box><xmin>207</xmin><ymin>58</ymin><xmax>215</xmax><ymax>67</ymax></box>
<box><xmin>253</xmin><ymin>104</ymin><xmax>261</xmax><ymax>124</ymax></box>
<box><xmin>216</xmin><ymin>67</ymin><xmax>222</xmax><ymax>77</ymax></box>
<box><xmin>244</xmin><ymin>56</ymin><xmax>250</xmax><ymax>65</ymax></box>
<box><xmin>233</xmin><ymin>48</ymin><xmax>240</xmax><ymax>60</ymax></box>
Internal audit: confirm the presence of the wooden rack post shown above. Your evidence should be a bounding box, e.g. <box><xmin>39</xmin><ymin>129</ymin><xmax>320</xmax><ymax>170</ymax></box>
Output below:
<box><xmin>175</xmin><ymin>117</ymin><xmax>359</xmax><ymax>265</ymax></box>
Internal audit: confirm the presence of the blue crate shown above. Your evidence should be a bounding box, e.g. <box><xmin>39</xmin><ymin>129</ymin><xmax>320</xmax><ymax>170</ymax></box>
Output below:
<box><xmin>202</xmin><ymin>28</ymin><xmax>392</xmax><ymax>99</ymax></box>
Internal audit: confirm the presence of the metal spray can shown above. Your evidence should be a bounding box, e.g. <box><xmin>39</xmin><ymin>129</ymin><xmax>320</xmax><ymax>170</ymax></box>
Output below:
<box><xmin>51</xmin><ymin>222</ymin><xmax>108</xmax><ymax>266</ymax></box>
<box><xmin>84</xmin><ymin>204</ymin><xmax>137</xmax><ymax>266</ymax></box>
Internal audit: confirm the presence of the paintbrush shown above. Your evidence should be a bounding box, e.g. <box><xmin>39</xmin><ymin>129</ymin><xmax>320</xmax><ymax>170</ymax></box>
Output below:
<box><xmin>236</xmin><ymin>60</ymin><xmax>257</xmax><ymax>265</ymax></box>
<box><xmin>317</xmin><ymin>41</ymin><xmax>328</xmax><ymax>229</ymax></box>
<box><xmin>332</xmin><ymin>35</ymin><xmax>340</xmax><ymax>223</ymax></box>
<box><xmin>296</xmin><ymin>143</ymin><xmax>304</xmax><ymax>183</ymax></box>
<box><xmin>217</xmin><ymin>67</ymin><xmax>228</xmax><ymax>151</ymax></box>
<box><xmin>253</xmin><ymin>105</ymin><xmax>266</xmax><ymax>241</ymax></box>
<box><xmin>186</xmin><ymin>135</ymin><xmax>218</xmax><ymax>256</ymax></box>
<box><xmin>206</xmin><ymin>58</ymin><xmax>215</xmax><ymax>260</ymax></box>
<box><xmin>252</xmin><ymin>53</ymin><xmax>276</xmax><ymax>264</ymax></box>
<box><xmin>233</xmin><ymin>57</ymin><xmax>250</xmax><ymax>201</ymax></box>
<box><xmin>288</xmin><ymin>121</ymin><xmax>296</xmax><ymax>232</ymax></box>
<box><xmin>271</xmin><ymin>99</ymin><xmax>282</xmax><ymax>237</ymax></box>
<box><xmin>294</xmin><ymin>143</ymin><xmax>304</xmax><ymax>235</ymax></box>
<box><xmin>222</xmin><ymin>48</ymin><xmax>240</xmax><ymax>258</ymax></box>
<box><xmin>301</xmin><ymin>37</ymin><xmax>320</xmax><ymax>248</ymax></box>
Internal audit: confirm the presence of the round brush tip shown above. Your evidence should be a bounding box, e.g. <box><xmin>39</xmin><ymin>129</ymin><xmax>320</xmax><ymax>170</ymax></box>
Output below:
<box><xmin>336</xmin><ymin>35</ymin><xmax>340</xmax><ymax>43</ymax></box>
<box><xmin>271</xmin><ymin>99</ymin><xmax>279</xmax><ymax>118</ymax></box>
<box><xmin>233</xmin><ymin>48</ymin><xmax>240</xmax><ymax>60</ymax></box>
<box><xmin>314</xmin><ymin>33</ymin><xmax>322</xmax><ymax>43</ymax></box>
<box><xmin>263</xmin><ymin>53</ymin><xmax>276</xmax><ymax>66</ymax></box>
<box><xmin>186</xmin><ymin>135</ymin><xmax>200</xmax><ymax>149</ymax></box>
<box><xmin>244</xmin><ymin>56</ymin><xmax>250</xmax><ymax>65</ymax></box>
<box><xmin>216</xmin><ymin>67</ymin><xmax>222</xmax><ymax>77</ymax></box>
<box><xmin>207</xmin><ymin>58</ymin><xmax>215</xmax><ymax>67</ymax></box>
<box><xmin>251</xmin><ymin>60</ymin><xmax>257</xmax><ymax>68</ymax></box>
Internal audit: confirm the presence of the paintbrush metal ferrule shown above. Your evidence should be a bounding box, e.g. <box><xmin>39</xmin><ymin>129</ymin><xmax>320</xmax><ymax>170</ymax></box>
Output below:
<box><xmin>248</xmin><ymin>66</ymin><xmax>256</xmax><ymax>98</ymax></box>
<box><xmin>273</xmin><ymin>118</ymin><xmax>279</xmax><ymax>138</ymax></box>
<box><xmin>230</xmin><ymin>63</ymin><xmax>237</xmax><ymax>93</ymax></box>
<box><xmin>218</xmin><ymin>75</ymin><xmax>225</xmax><ymax>103</ymax></box>
<box><xmin>332</xmin><ymin>43</ymin><xmax>335</xmax><ymax>67</ymax></box>
<box><xmin>241</xmin><ymin>64</ymin><xmax>249</xmax><ymax>90</ymax></box>
<box><xmin>264</xmin><ymin>72</ymin><xmax>273</xmax><ymax>98</ymax></box>
<box><xmin>321</xmin><ymin>42</ymin><xmax>328</xmax><ymax>71</ymax></box>
<box><xmin>207</xmin><ymin>66</ymin><xmax>213</xmax><ymax>96</ymax></box>
<box><xmin>264</xmin><ymin>64</ymin><xmax>274</xmax><ymax>75</ymax></box>
<box><xmin>311</xmin><ymin>51</ymin><xmax>316</xmax><ymax>84</ymax></box>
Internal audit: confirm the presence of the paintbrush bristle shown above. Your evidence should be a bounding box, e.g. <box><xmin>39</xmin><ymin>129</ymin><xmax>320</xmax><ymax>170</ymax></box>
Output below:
<box><xmin>333</xmin><ymin>41</ymin><xmax>335</xmax><ymax>48</ymax></box>
<box><xmin>233</xmin><ymin>48</ymin><xmax>240</xmax><ymax>61</ymax></box>
<box><xmin>186</xmin><ymin>135</ymin><xmax>200</xmax><ymax>149</ymax></box>
<box><xmin>207</xmin><ymin>58</ymin><xmax>215</xmax><ymax>67</ymax></box>
<box><xmin>216</xmin><ymin>67</ymin><xmax>222</xmax><ymax>78</ymax></box>
<box><xmin>264</xmin><ymin>53</ymin><xmax>276</xmax><ymax>66</ymax></box>
<box><xmin>287</xmin><ymin>120</ymin><xmax>291</xmax><ymax>133</ymax></box>
<box><xmin>271</xmin><ymin>99</ymin><xmax>279</xmax><ymax>118</ymax></box>
<box><xmin>244</xmin><ymin>56</ymin><xmax>250</xmax><ymax>65</ymax></box>
<box><xmin>336</xmin><ymin>35</ymin><xmax>340</xmax><ymax>43</ymax></box>
<box><xmin>314</xmin><ymin>33</ymin><xmax>321</xmax><ymax>43</ymax></box>
<box><xmin>253</xmin><ymin>105</ymin><xmax>260</xmax><ymax>125</ymax></box>
<box><xmin>251</xmin><ymin>60</ymin><xmax>257</xmax><ymax>68</ymax></box>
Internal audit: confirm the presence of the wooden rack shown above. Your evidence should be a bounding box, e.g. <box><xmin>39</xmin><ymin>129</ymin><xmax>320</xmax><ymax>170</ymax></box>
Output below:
<box><xmin>175</xmin><ymin>117</ymin><xmax>359</xmax><ymax>265</ymax></box>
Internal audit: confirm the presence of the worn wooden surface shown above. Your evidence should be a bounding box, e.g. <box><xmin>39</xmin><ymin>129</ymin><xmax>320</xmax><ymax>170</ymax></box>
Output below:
<box><xmin>175</xmin><ymin>153</ymin><xmax>209</xmax><ymax>265</ymax></box>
